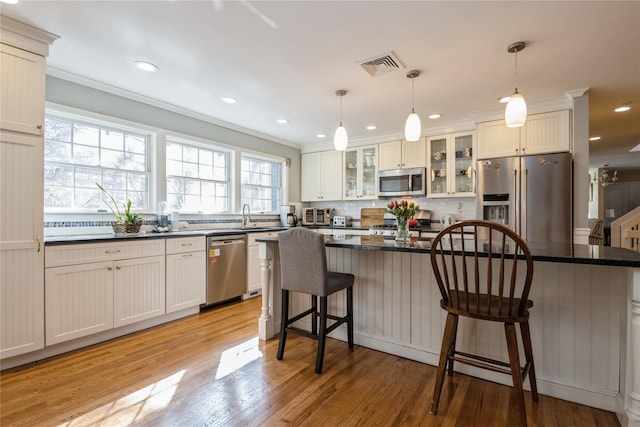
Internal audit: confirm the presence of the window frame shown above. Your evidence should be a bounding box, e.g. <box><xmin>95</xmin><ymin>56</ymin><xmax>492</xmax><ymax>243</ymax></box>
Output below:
<box><xmin>240</xmin><ymin>151</ymin><xmax>286</xmax><ymax>214</ymax></box>
<box><xmin>165</xmin><ymin>135</ymin><xmax>232</xmax><ymax>214</ymax></box>
<box><xmin>43</xmin><ymin>105</ymin><xmax>155</xmax><ymax>214</ymax></box>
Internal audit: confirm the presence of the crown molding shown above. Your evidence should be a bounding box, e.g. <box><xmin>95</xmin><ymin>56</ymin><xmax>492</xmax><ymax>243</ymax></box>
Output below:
<box><xmin>0</xmin><ymin>15</ymin><xmax>58</xmax><ymax>57</ymax></box>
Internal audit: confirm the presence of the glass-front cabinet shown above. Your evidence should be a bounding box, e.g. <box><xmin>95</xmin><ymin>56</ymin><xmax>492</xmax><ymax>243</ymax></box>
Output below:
<box><xmin>343</xmin><ymin>144</ymin><xmax>378</xmax><ymax>200</ymax></box>
<box><xmin>427</xmin><ymin>131</ymin><xmax>475</xmax><ymax>198</ymax></box>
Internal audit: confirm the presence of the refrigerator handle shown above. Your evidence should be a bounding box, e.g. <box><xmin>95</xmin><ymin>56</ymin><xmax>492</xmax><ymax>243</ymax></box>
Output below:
<box><xmin>513</xmin><ymin>168</ymin><xmax>519</xmax><ymax>235</ymax></box>
<box><xmin>521</xmin><ymin>168</ymin><xmax>528</xmax><ymax>239</ymax></box>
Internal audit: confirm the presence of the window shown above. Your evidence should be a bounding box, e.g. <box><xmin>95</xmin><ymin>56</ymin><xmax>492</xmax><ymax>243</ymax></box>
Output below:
<box><xmin>44</xmin><ymin>115</ymin><xmax>150</xmax><ymax>211</ymax></box>
<box><xmin>241</xmin><ymin>155</ymin><xmax>281</xmax><ymax>212</ymax></box>
<box><xmin>166</xmin><ymin>138</ymin><xmax>230</xmax><ymax>213</ymax></box>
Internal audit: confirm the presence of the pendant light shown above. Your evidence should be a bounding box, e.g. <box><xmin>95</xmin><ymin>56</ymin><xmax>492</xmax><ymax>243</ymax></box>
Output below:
<box><xmin>404</xmin><ymin>70</ymin><xmax>422</xmax><ymax>141</ymax></box>
<box><xmin>334</xmin><ymin>89</ymin><xmax>348</xmax><ymax>151</ymax></box>
<box><xmin>505</xmin><ymin>41</ymin><xmax>527</xmax><ymax>128</ymax></box>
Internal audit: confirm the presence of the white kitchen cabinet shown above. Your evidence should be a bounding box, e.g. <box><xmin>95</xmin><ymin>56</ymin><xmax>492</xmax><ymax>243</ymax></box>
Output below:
<box><xmin>166</xmin><ymin>236</ymin><xmax>206</xmax><ymax>313</ymax></box>
<box><xmin>343</xmin><ymin>144</ymin><xmax>378</xmax><ymax>199</ymax></box>
<box><xmin>301</xmin><ymin>150</ymin><xmax>343</xmax><ymax>201</ymax></box>
<box><xmin>427</xmin><ymin>131</ymin><xmax>475</xmax><ymax>198</ymax></box>
<box><xmin>378</xmin><ymin>139</ymin><xmax>426</xmax><ymax>170</ymax></box>
<box><xmin>477</xmin><ymin>110</ymin><xmax>570</xmax><ymax>159</ymax></box>
<box><xmin>0</xmin><ymin>22</ymin><xmax>57</xmax><ymax>359</ymax></box>
<box><xmin>45</xmin><ymin>262</ymin><xmax>114</xmax><ymax>345</ymax></box>
<box><xmin>0</xmin><ymin>44</ymin><xmax>45</xmax><ymax>135</ymax></box>
<box><xmin>246</xmin><ymin>231</ymin><xmax>278</xmax><ymax>296</ymax></box>
<box><xmin>44</xmin><ymin>239</ymin><xmax>165</xmax><ymax>344</ymax></box>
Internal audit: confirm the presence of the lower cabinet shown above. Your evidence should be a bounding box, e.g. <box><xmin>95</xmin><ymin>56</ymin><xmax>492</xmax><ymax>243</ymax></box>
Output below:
<box><xmin>166</xmin><ymin>236</ymin><xmax>206</xmax><ymax>313</ymax></box>
<box><xmin>44</xmin><ymin>239</ymin><xmax>166</xmax><ymax>345</ymax></box>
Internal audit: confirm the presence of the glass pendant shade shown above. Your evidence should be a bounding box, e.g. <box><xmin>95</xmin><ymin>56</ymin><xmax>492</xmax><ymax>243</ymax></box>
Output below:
<box><xmin>505</xmin><ymin>92</ymin><xmax>527</xmax><ymax>128</ymax></box>
<box><xmin>404</xmin><ymin>110</ymin><xmax>421</xmax><ymax>141</ymax></box>
<box><xmin>334</xmin><ymin>124</ymin><xmax>348</xmax><ymax>151</ymax></box>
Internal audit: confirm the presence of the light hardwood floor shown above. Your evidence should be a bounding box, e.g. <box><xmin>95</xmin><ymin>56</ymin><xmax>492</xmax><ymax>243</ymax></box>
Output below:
<box><xmin>1</xmin><ymin>297</ymin><xmax>620</xmax><ymax>426</ymax></box>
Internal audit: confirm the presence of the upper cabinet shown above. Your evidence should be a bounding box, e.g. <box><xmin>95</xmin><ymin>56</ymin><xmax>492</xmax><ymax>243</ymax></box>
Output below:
<box><xmin>378</xmin><ymin>139</ymin><xmax>426</xmax><ymax>170</ymax></box>
<box><xmin>301</xmin><ymin>150</ymin><xmax>343</xmax><ymax>202</ymax></box>
<box><xmin>343</xmin><ymin>144</ymin><xmax>378</xmax><ymax>200</ymax></box>
<box><xmin>427</xmin><ymin>131</ymin><xmax>475</xmax><ymax>198</ymax></box>
<box><xmin>477</xmin><ymin>110</ymin><xmax>570</xmax><ymax>159</ymax></box>
<box><xmin>0</xmin><ymin>44</ymin><xmax>45</xmax><ymax>135</ymax></box>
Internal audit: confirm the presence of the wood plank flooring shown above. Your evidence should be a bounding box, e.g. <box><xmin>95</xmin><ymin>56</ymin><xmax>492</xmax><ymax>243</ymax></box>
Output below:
<box><xmin>1</xmin><ymin>297</ymin><xmax>620</xmax><ymax>426</ymax></box>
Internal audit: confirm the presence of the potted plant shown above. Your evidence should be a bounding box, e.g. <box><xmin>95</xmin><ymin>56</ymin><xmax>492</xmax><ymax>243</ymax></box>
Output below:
<box><xmin>92</xmin><ymin>183</ymin><xmax>142</xmax><ymax>234</ymax></box>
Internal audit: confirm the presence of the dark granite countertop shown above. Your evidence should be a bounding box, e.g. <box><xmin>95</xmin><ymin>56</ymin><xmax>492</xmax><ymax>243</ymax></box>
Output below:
<box><xmin>256</xmin><ymin>234</ymin><xmax>640</xmax><ymax>268</ymax></box>
<box><xmin>44</xmin><ymin>227</ymin><xmax>288</xmax><ymax>246</ymax></box>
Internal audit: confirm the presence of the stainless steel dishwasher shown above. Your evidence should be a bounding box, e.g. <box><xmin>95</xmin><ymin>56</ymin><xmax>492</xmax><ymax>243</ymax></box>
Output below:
<box><xmin>205</xmin><ymin>234</ymin><xmax>247</xmax><ymax>306</ymax></box>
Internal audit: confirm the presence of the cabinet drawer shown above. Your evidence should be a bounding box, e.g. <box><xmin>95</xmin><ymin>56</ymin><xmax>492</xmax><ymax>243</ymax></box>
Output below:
<box><xmin>166</xmin><ymin>236</ymin><xmax>205</xmax><ymax>254</ymax></box>
<box><xmin>45</xmin><ymin>239</ymin><xmax>165</xmax><ymax>267</ymax></box>
<box><xmin>247</xmin><ymin>231</ymin><xmax>279</xmax><ymax>246</ymax></box>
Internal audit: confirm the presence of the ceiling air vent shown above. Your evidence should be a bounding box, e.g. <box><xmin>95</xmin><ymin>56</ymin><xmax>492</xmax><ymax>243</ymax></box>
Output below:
<box><xmin>357</xmin><ymin>51</ymin><xmax>404</xmax><ymax>77</ymax></box>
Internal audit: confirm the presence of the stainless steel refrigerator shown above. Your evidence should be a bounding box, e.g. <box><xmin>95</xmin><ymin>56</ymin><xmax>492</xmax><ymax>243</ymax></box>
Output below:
<box><xmin>476</xmin><ymin>152</ymin><xmax>572</xmax><ymax>244</ymax></box>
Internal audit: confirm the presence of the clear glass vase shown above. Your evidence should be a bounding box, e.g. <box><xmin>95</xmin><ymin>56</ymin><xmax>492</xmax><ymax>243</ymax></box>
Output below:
<box><xmin>395</xmin><ymin>216</ymin><xmax>410</xmax><ymax>242</ymax></box>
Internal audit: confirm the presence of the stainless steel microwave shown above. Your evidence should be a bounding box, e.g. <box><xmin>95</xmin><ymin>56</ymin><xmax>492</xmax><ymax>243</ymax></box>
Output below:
<box><xmin>378</xmin><ymin>167</ymin><xmax>426</xmax><ymax>197</ymax></box>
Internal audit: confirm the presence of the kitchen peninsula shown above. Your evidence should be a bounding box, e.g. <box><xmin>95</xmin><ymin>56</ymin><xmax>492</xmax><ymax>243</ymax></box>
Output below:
<box><xmin>256</xmin><ymin>234</ymin><xmax>640</xmax><ymax>427</ymax></box>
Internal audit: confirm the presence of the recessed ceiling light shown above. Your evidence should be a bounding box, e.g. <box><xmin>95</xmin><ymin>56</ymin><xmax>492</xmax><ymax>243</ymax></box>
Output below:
<box><xmin>366</xmin><ymin>124</ymin><xmax>377</xmax><ymax>130</ymax></box>
<box><xmin>614</xmin><ymin>105</ymin><xmax>631</xmax><ymax>112</ymax></box>
<box><xmin>221</xmin><ymin>97</ymin><xmax>237</xmax><ymax>104</ymax></box>
<box><xmin>589</xmin><ymin>136</ymin><xmax>601</xmax><ymax>141</ymax></box>
<box><xmin>498</xmin><ymin>96</ymin><xmax>511</xmax><ymax>103</ymax></box>
<box><xmin>276</xmin><ymin>119</ymin><xmax>289</xmax><ymax>124</ymax></box>
<box><xmin>316</xmin><ymin>133</ymin><xmax>326</xmax><ymax>138</ymax></box>
<box><xmin>134</xmin><ymin>61</ymin><xmax>158</xmax><ymax>72</ymax></box>
<box><xmin>428</xmin><ymin>113</ymin><xmax>442</xmax><ymax>119</ymax></box>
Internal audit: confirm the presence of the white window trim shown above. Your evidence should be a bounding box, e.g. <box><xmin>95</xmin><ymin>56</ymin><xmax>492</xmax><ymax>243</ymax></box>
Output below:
<box><xmin>44</xmin><ymin>103</ymin><xmax>157</xmax><ymax>214</ymax></box>
<box><xmin>239</xmin><ymin>150</ymin><xmax>288</xmax><ymax>213</ymax></box>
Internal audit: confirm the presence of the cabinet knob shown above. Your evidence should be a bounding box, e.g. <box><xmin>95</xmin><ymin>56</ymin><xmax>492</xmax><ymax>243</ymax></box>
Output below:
<box><xmin>37</xmin><ymin>124</ymin><xmax>43</xmax><ymax>130</ymax></box>
<box><xmin>115</xmin><ymin>265</ymin><xmax>121</xmax><ymax>270</ymax></box>
<box><xmin>107</xmin><ymin>266</ymin><xmax>113</xmax><ymax>271</ymax></box>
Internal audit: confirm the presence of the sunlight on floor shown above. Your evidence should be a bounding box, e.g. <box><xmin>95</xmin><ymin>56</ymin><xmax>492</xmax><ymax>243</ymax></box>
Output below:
<box><xmin>215</xmin><ymin>336</ymin><xmax>263</xmax><ymax>379</ymax></box>
<box><xmin>57</xmin><ymin>369</ymin><xmax>185</xmax><ymax>427</ymax></box>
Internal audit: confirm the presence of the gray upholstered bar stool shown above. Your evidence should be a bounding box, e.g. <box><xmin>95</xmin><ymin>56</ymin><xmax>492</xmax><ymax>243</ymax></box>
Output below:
<box><xmin>276</xmin><ymin>227</ymin><xmax>354</xmax><ymax>374</ymax></box>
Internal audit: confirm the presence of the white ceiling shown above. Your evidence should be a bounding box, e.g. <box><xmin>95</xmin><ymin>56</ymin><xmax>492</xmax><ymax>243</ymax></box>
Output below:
<box><xmin>2</xmin><ymin>1</ymin><xmax>639</xmax><ymax>170</ymax></box>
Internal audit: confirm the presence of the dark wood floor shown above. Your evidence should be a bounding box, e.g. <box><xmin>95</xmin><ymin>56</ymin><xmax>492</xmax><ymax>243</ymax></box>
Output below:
<box><xmin>1</xmin><ymin>297</ymin><xmax>620</xmax><ymax>426</ymax></box>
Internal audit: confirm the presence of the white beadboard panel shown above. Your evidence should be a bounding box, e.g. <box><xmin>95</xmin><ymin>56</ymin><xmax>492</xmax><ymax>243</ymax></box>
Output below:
<box><xmin>113</xmin><ymin>255</ymin><xmax>166</xmax><ymax>328</ymax></box>
<box><xmin>45</xmin><ymin>239</ymin><xmax>165</xmax><ymax>268</ymax></box>
<box><xmin>0</xmin><ymin>248</ymin><xmax>44</xmax><ymax>358</ymax></box>
<box><xmin>289</xmin><ymin>248</ymin><xmax>626</xmax><ymax>411</ymax></box>
<box><xmin>166</xmin><ymin>251</ymin><xmax>206</xmax><ymax>313</ymax></box>
<box><xmin>0</xmin><ymin>44</ymin><xmax>45</xmax><ymax>135</ymax></box>
<box><xmin>45</xmin><ymin>261</ymin><xmax>114</xmax><ymax>345</ymax></box>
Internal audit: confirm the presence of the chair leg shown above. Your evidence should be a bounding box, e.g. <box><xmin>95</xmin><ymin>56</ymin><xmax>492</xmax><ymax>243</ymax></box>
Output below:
<box><xmin>276</xmin><ymin>289</ymin><xmax>289</xmax><ymax>361</ymax></box>
<box><xmin>520</xmin><ymin>320</ymin><xmax>538</xmax><ymax>402</ymax></box>
<box><xmin>447</xmin><ymin>314</ymin><xmax>459</xmax><ymax>377</ymax></box>
<box><xmin>347</xmin><ymin>286</ymin><xmax>354</xmax><ymax>349</ymax></box>
<box><xmin>311</xmin><ymin>295</ymin><xmax>318</xmax><ymax>336</ymax></box>
<box><xmin>315</xmin><ymin>296</ymin><xmax>328</xmax><ymax>374</ymax></box>
<box><xmin>430</xmin><ymin>312</ymin><xmax>458</xmax><ymax>415</ymax></box>
<box><xmin>505</xmin><ymin>322</ymin><xmax>527</xmax><ymax>427</ymax></box>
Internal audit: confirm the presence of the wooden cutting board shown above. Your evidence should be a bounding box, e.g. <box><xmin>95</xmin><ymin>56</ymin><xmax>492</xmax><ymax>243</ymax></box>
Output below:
<box><xmin>360</xmin><ymin>208</ymin><xmax>386</xmax><ymax>227</ymax></box>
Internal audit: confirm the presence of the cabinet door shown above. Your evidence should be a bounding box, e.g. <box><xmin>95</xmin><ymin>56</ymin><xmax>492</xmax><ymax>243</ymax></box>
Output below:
<box><xmin>343</xmin><ymin>148</ymin><xmax>359</xmax><ymax>199</ymax></box>
<box><xmin>427</xmin><ymin>135</ymin><xmax>449</xmax><ymax>196</ymax></box>
<box><xmin>402</xmin><ymin>139</ymin><xmax>426</xmax><ymax>168</ymax></box>
<box><xmin>379</xmin><ymin>140</ymin><xmax>402</xmax><ymax>170</ymax></box>
<box><xmin>360</xmin><ymin>145</ymin><xmax>378</xmax><ymax>199</ymax></box>
<box><xmin>0</xmin><ymin>132</ymin><xmax>44</xmax><ymax>358</ymax></box>
<box><xmin>113</xmin><ymin>255</ymin><xmax>166</xmax><ymax>327</ymax></box>
<box><xmin>476</xmin><ymin>120</ymin><xmax>520</xmax><ymax>159</ymax></box>
<box><xmin>301</xmin><ymin>152</ymin><xmax>322</xmax><ymax>201</ymax></box>
<box><xmin>166</xmin><ymin>251</ymin><xmax>206</xmax><ymax>313</ymax></box>
<box><xmin>321</xmin><ymin>150</ymin><xmax>343</xmax><ymax>201</ymax></box>
<box><xmin>451</xmin><ymin>132</ymin><xmax>475</xmax><ymax>195</ymax></box>
<box><xmin>0</xmin><ymin>44</ymin><xmax>45</xmax><ymax>135</ymax></box>
<box><xmin>521</xmin><ymin>110</ymin><xmax>570</xmax><ymax>155</ymax></box>
<box><xmin>45</xmin><ymin>262</ymin><xmax>114</xmax><ymax>345</ymax></box>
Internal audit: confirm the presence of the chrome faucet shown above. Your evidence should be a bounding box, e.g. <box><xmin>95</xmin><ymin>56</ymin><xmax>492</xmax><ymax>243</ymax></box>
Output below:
<box><xmin>241</xmin><ymin>203</ymin><xmax>252</xmax><ymax>229</ymax></box>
